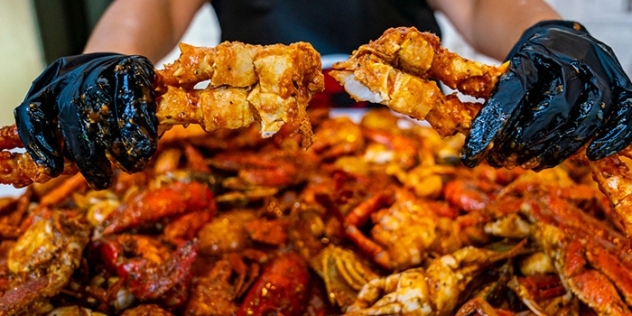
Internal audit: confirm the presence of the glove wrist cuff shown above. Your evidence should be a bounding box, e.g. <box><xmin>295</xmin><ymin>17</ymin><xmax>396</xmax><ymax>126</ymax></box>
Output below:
<box><xmin>506</xmin><ymin>20</ymin><xmax>588</xmax><ymax>59</ymax></box>
<box><xmin>526</xmin><ymin>20</ymin><xmax>587</xmax><ymax>35</ymax></box>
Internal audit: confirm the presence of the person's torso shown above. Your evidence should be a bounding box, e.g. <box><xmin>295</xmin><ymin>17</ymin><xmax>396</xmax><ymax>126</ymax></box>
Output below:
<box><xmin>211</xmin><ymin>0</ymin><xmax>440</xmax><ymax>55</ymax></box>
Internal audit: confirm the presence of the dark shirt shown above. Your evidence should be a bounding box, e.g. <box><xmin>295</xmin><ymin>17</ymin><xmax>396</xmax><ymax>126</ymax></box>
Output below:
<box><xmin>210</xmin><ymin>0</ymin><xmax>440</xmax><ymax>55</ymax></box>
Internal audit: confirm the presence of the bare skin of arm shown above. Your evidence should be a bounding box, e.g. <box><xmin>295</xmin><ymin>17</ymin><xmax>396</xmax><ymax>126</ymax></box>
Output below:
<box><xmin>84</xmin><ymin>0</ymin><xmax>208</xmax><ymax>64</ymax></box>
<box><xmin>428</xmin><ymin>0</ymin><xmax>562</xmax><ymax>61</ymax></box>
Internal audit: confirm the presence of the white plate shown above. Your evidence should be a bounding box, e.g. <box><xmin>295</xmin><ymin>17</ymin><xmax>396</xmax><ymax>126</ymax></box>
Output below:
<box><xmin>0</xmin><ymin>185</ymin><xmax>24</xmax><ymax>198</ymax></box>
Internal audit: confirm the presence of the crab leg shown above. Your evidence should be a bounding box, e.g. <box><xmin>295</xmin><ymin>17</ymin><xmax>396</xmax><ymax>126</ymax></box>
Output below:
<box><xmin>0</xmin><ymin>41</ymin><xmax>324</xmax><ymax>188</ymax></box>
<box><xmin>332</xmin><ymin>53</ymin><xmax>485</xmax><ymax>137</ymax></box>
<box><xmin>330</xmin><ymin>26</ymin><xmax>632</xmax><ymax>238</ymax></box>
<box><xmin>156</xmin><ymin>41</ymin><xmax>323</xmax><ymax>140</ymax></box>
<box><xmin>329</xmin><ymin>27</ymin><xmax>508</xmax><ymax>138</ymax></box>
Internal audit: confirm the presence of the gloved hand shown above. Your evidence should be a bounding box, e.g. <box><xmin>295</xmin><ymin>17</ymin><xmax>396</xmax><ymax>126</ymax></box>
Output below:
<box><xmin>14</xmin><ymin>53</ymin><xmax>159</xmax><ymax>190</ymax></box>
<box><xmin>461</xmin><ymin>20</ymin><xmax>632</xmax><ymax>170</ymax></box>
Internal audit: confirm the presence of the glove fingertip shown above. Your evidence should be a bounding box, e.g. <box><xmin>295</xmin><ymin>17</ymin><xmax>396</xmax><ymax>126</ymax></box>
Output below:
<box><xmin>57</xmin><ymin>94</ymin><xmax>115</xmax><ymax>189</ymax></box>
<box><xmin>107</xmin><ymin>127</ymin><xmax>157</xmax><ymax>173</ymax></box>
<box><xmin>461</xmin><ymin>135</ymin><xmax>491</xmax><ymax>168</ymax></box>
<box><xmin>14</xmin><ymin>100</ymin><xmax>65</xmax><ymax>176</ymax></box>
<box><xmin>587</xmin><ymin>96</ymin><xmax>632</xmax><ymax>160</ymax></box>
<box><xmin>461</xmin><ymin>96</ymin><xmax>517</xmax><ymax>168</ymax></box>
<box><xmin>586</xmin><ymin>136</ymin><xmax>630</xmax><ymax>160</ymax></box>
<box><xmin>73</xmin><ymin>154</ymin><xmax>114</xmax><ymax>190</ymax></box>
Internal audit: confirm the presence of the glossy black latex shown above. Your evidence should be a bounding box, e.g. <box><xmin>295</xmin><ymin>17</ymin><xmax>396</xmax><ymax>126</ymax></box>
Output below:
<box><xmin>14</xmin><ymin>53</ymin><xmax>158</xmax><ymax>190</ymax></box>
<box><xmin>461</xmin><ymin>20</ymin><xmax>632</xmax><ymax>170</ymax></box>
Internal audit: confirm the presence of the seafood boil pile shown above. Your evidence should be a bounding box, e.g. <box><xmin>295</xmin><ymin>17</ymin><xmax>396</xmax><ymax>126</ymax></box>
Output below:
<box><xmin>0</xmin><ymin>27</ymin><xmax>631</xmax><ymax>315</ymax></box>
<box><xmin>0</xmin><ymin>108</ymin><xmax>630</xmax><ymax>315</ymax></box>
<box><xmin>330</xmin><ymin>26</ymin><xmax>632</xmax><ymax>241</ymax></box>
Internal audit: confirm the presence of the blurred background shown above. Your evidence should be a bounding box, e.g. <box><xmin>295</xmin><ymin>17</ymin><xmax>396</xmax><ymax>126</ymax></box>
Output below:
<box><xmin>1</xmin><ymin>0</ymin><xmax>631</xmax><ymax>128</ymax></box>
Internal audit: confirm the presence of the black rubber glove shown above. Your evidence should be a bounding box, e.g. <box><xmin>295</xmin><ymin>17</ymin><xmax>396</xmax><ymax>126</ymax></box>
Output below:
<box><xmin>461</xmin><ymin>20</ymin><xmax>632</xmax><ymax>170</ymax></box>
<box><xmin>14</xmin><ymin>53</ymin><xmax>159</xmax><ymax>190</ymax></box>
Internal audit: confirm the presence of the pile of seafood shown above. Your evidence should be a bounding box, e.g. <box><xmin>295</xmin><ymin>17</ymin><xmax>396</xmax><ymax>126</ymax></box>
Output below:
<box><xmin>0</xmin><ymin>106</ymin><xmax>630</xmax><ymax>315</ymax></box>
<box><xmin>330</xmin><ymin>26</ymin><xmax>632</xmax><ymax>240</ymax></box>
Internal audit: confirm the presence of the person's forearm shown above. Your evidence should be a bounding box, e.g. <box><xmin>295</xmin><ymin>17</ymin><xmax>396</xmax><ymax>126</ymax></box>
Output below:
<box><xmin>429</xmin><ymin>0</ymin><xmax>561</xmax><ymax>61</ymax></box>
<box><xmin>84</xmin><ymin>0</ymin><xmax>206</xmax><ymax>64</ymax></box>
